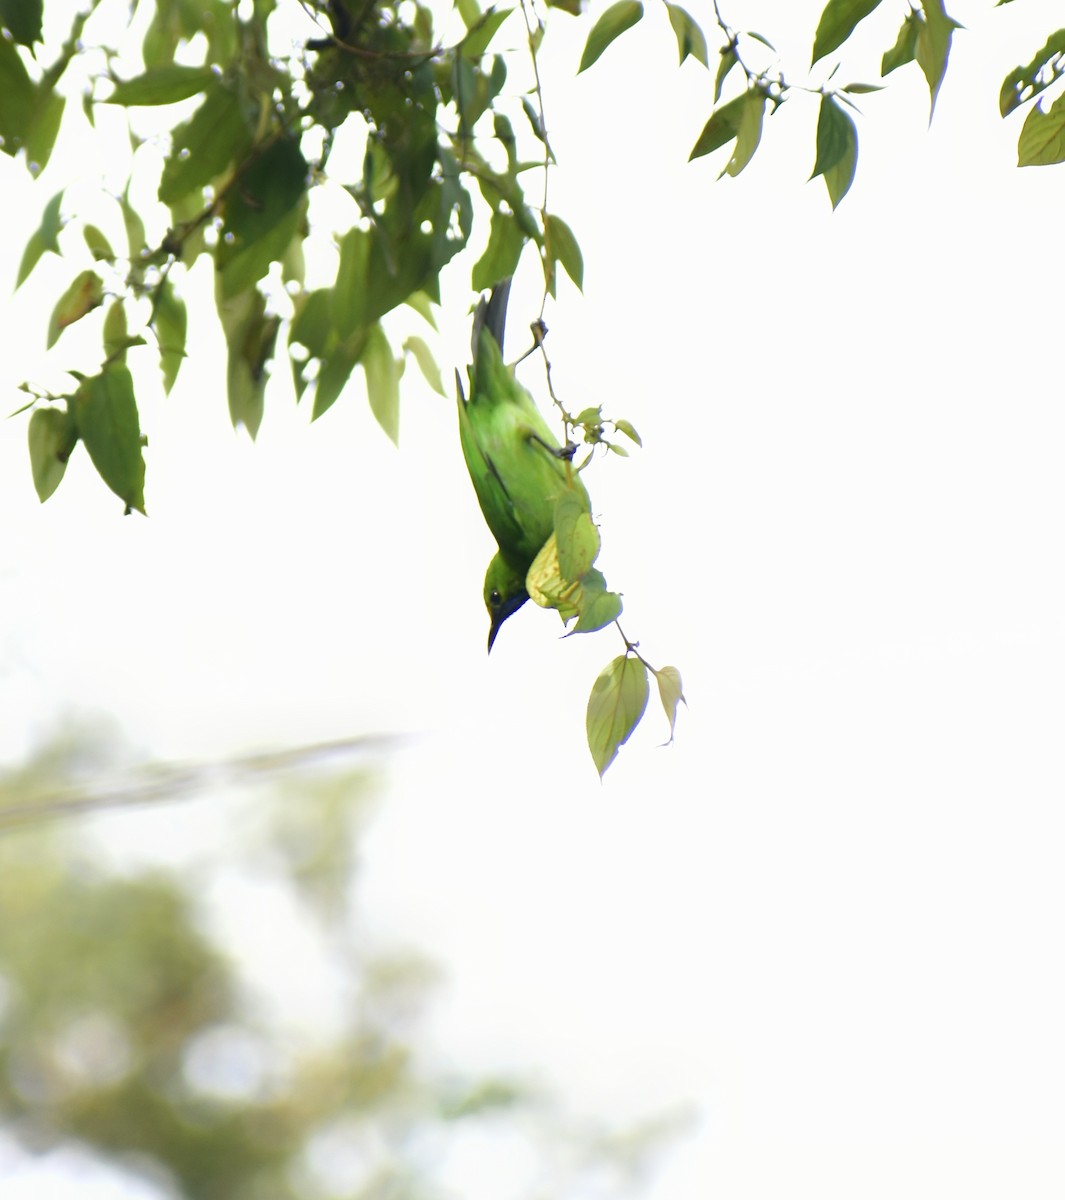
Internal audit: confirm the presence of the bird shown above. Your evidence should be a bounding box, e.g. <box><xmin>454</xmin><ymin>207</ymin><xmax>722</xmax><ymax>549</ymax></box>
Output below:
<box><xmin>457</xmin><ymin>279</ymin><xmax>590</xmax><ymax>651</ymax></box>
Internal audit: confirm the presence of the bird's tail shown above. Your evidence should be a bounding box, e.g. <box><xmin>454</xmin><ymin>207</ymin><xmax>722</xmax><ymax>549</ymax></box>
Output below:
<box><xmin>471</xmin><ymin>277</ymin><xmax>512</xmax><ymax>357</ymax></box>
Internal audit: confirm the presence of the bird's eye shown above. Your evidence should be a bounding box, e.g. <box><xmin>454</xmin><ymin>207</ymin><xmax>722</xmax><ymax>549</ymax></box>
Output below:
<box><xmin>489</xmin><ymin>589</ymin><xmax>502</xmax><ymax>608</ymax></box>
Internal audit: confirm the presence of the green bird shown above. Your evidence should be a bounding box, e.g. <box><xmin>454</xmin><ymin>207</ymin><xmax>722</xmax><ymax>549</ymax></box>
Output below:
<box><xmin>457</xmin><ymin>280</ymin><xmax>590</xmax><ymax>651</ymax></box>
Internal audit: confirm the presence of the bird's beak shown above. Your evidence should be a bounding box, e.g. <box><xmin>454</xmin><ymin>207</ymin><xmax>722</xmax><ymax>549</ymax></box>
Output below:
<box><xmin>487</xmin><ymin>590</ymin><xmax>530</xmax><ymax>653</ymax></box>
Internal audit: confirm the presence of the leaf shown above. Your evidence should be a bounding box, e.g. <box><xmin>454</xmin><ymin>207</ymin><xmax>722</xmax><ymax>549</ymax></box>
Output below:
<box><xmin>404</xmin><ymin>335</ymin><xmax>445</xmax><ymax>396</ymax></box>
<box><xmin>882</xmin><ymin>12</ymin><xmax>919</xmax><ymax>76</ymax></box>
<box><xmin>1</xmin><ymin>0</ymin><xmax>43</xmax><ymax>45</ymax></box>
<box><xmin>578</xmin><ymin>0</ymin><xmax>644</xmax><ymax>73</ymax></box>
<box><xmin>217</xmin><ymin>284</ymin><xmax>279</xmax><ymax>438</ymax></box>
<box><xmin>313</xmin><ymin>328</ymin><xmax>367</xmax><ymax>420</ymax></box>
<box><xmin>714</xmin><ymin>45</ymin><xmax>738</xmax><ymax>103</ymax></box>
<box><xmin>46</xmin><ymin>270</ymin><xmax>104</xmax><ymax>349</ymax></box>
<box><xmin>614</xmin><ymin>418</ymin><xmax>642</xmax><ymax>446</ymax></box>
<box><xmin>154</xmin><ymin>279</ymin><xmax>187</xmax><ymax>394</ymax></box>
<box><xmin>543</xmin><ymin>213</ymin><xmax>583</xmax><ymax>292</ymax></box>
<box><xmin>159</xmin><ymin>81</ymin><xmax>253</xmax><ymax>206</ymax></box>
<box><xmin>665</xmin><ymin>4</ymin><xmax>708</xmax><ymax>67</ymax></box>
<box><xmin>841</xmin><ymin>82</ymin><xmax>884</xmax><ymax>93</ymax></box>
<box><xmin>1017</xmin><ymin>92</ymin><xmax>1065</xmax><ymax>166</ymax></box>
<box><xmin>812</xmin><ymin>0</ymin><xmax>884</xmax><ymax>67</ymax></box>
<box><xmin>811</xmin><ymin>94</ymin><xmax>858</xmax><ymax>207</ymax></box>
<box><xmin>73</xmin><ymin>365</ymin><xmax>146</xmax><ymax>513</ymax></box>
<box><xmin>461</xmin><ymin>6</ymin><xmax>513</xmax><ymax>59</ymax></box>
<box><xmin>554</xmin><ymin>488</ymin><xmax>600</xmax><ymax>582</ymax></box>
<box><xmin>102</xmin><ymin>299</ymin><xmax>142</xmax><ymax>365</ymax></box>
<box><xmin>689</xmin><ymin>91</ymin><xmax>749</xmax><ymax>161</ymax></box>
<box><xmin>83</xmin><ymin>224</ymin><xmax>114</xmax><ymax>261</ymax></box>
<box><xmin>106</xmin><ymin>65</ymin><xmax>216</xmax><ymax>106</ymax></box>
<box><xmin>571</xmin><ymin>586</ymin><xmax>623</xmax><ymax>634</ymax></box>
<box><xmin>217</xmin><ymin>138</ymin><xmax>308</xmax><ymax>298</ymax></box>
<box><xmin>724</xmin><ymin>90</ymin><xmax>766</xmax><ymax>177</ymax></box>
<box><xmin>915</xmin><ymin>0</ymin><xmax>961</xmax><ymax>119</ymax></box>
<box><xmin>16</xmin><ymin>188</ymin><xmax>63</xmax><ymax>288</ymax></box>
<box><xmin>0</xmin><ymin>35</ymin><xmax>60</xmax><ymax>167</ymax></box>
<box><xmin>526</xmin><ymin>535</ymin><xmax>584</xmax><ymax>619</ymax></box>
<box><xmin>586</xmin><ymin>655</ymin><xmax>649</xmax><ymax>777</ymax></box>
<box><xmin>27</xmin><ymin>406</ymin><xmax>74</xmax><ymax>502</ymax></box>
<box><xmin>999</xmin><ymin>29</ymin><xmax>1065</xmax><ymax>118</ymax></box>
<box><xmin>120</xmin><ymin>186</ymin><xmax>146</xmax><ymax>260</ymax></box>
<box><xmin>654</xmin><ymin>665</ymin><xmax>686</xmax><ymax>743</ymax></box>
<box><xmin>472</xmin><ymin>209</ymin><xmax>525</xmax><ymax>292</ymax></box>
<box><xmin>362</xmin><ymin>323</ymin><xmax>402</xmax><ymax>444</ymax></box>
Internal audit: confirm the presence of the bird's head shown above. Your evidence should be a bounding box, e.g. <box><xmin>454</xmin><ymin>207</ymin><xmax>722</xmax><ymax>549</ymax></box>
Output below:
<box><xmin>484</xmin><ymin>552</ymin><xmax>529</xmax><ymax>652</ymax></box>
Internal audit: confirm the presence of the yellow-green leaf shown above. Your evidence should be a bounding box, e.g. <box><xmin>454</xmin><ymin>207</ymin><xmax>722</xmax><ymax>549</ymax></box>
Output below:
<box><xmin>73</xmin><ymin>365</ymin><xmax>146</xmax><ymax>513</ymax></box>
<box><xmin>665</xmin><ymin>3</ymin><xmax>708</xmax><ymax>67</ymax></box>
<box><xmin>16</xmin><ymin>188</ymin><xmax>63</xmax><ymax>288</ymax></box>
<box><xmin>28</xmin><ymin>406</ymin><xmax>73</xmax><ymax>502</ymax></box>
<box><xmin>812</xmin><ymin>0</ymin><xmax>884</xmax><ymax>67</ymax></box>
<box><xmin>915</xmin><ymin>0</ymin><xmax>961</xmax><ymax>119</ymax></box>
<box><xmin>544</xmin><ymin>213</ymin><xmax>583</xmax><ymax>292</ymax></box>
<box><xmin>362</xmin><ymin>323</ymin><xmax>402</xmax><ymax>444</ymax></box>
<box><xmin>810</xmin><ymin>94</ymin><xmax>858</xmax><ymax>208</ymax></box>
<box><xmin>578</xmin><ymin>0</ymin><xmax>644</xmax><ymax>73</ymax></box>
<box><xmin>46</xmin><ymin>270</ymin><xmax>104</xmax><ymax>348</ymax></box>
<box><xmin>554</xmin><ymin>488</ymin><xmax>599</xmax><ymax>582</ymax></box>
<box><xmin>1018</xmin><ymin>92</ymin><xmax>1065</xmax><ymax>166</ymax></box>
<box><xmin>654</xmin><ymin>665</ymin><xmax>686</xmax><ymax>743</ymax></box>
<box><xmin>83</xmin><ymin>224</ymin><xmax>114</xmax><ymax>261</ymax></box>
<box><xmin>154</xmin><ymin>279</ymin><xmax>187</xmax><ymax>394</ymax></box>
<box><xmin>404</xmin><ymin>335</ymin><xmax>445</xmax><ymax>396</ymax></box>
<box><xmin>999</xmin><ymin>29</ymin><xmax>1065</xmax><ymax>118</ymax></box>
<box><xmin>586</xmin><ymin>655</ymin><xmax>650</xmax><ymax>777</ymax></box>
<box><xmin>106</xmin><ymin>65</ymin><xmax>215</xmax><ymax>106</ymax></box>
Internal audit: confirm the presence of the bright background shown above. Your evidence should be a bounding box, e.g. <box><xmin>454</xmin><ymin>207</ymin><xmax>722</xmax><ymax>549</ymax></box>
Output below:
<box><xmin>3</xmin><ymin>1</ymin><xmax>1065</xmax><ymax>1196</ymax></box>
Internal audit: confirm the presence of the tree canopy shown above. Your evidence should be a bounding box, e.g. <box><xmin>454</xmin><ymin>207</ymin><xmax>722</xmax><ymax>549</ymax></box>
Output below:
<box><xmin>2</xmin><ymin>0</ymin><xmax>1062</xmax><ymax>770</ymax></box>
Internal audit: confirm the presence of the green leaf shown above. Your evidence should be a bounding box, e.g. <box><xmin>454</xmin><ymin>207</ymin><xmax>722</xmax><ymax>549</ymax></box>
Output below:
<box><xmin>1</xmin><ymin>0</ymin><xmax>43</xmax><ymax>45</ymax></box>
<box><xmin>812</xmin><ymin>0</ymin><xmax>884</xmax><ymax>67</ymax></box>
<box><xmin>106</xmin><ymin>65</ymin><xmax>216</xmax><ymax>106</ymax></box>
<box><xmin>689</xmin><ymin>91</ymin><xmax>749</xmax><ymax>161</ymax></box>
<box><xmin>16</xmin><ymin>188</ymin><xmax>63</xmax><ymax>288</ymax></box>
<box><xmin>614</xmin><ymin>418</ymin><xmax>642</xmax><ymax>447</ymax></box>
<box><xmin>999</xmin><ymin>29</ymin><xmax>1065</xmax><ymax>118</ymax></box>
<box><xmin>313</xmin><ymin>328</ymin><xmax>367</xmax><ymax>421</ymax></box>
<box><xmin>554</xmin><ymin>488</ymin><xmax>600</xmax><ymax>582</ymax></box>
<box><xmin>714</xmin><ymin>45</ymin><xmax>738</xmax><ymax>103</ymax></box>
<box><xmin>1017</xmin><ymin>92</ymin><xmax>1065</xmax><ymax>166</ymax></box>
<box><xmin>27</xmin><ymin>406</ymin><xmax>74</xmax><ymax>502</ymax></box>
<box><xmin>159</xmin><ymin>81</ymin><xmax>253</xmax><ymax>206</ymax></box>
<box><xmin>543</xmin><ymin>213</ymin><xmax>583</xmax><ymax>292</ymax></box>
<box><xmin>83</xmin><ymin>224</ymin><xmax>114</xmax><ymax>261</ymax></box>
<box><xmin>25</xmin><ymin>86</ymin><xmax>64</xmax><ymax>172</ymax></box>
<box><xmin>103</xmin><ymin>299</ymin><xmax>128</xmax><ymax>363</ymax></box>
<box><xmin>546</xmin><ymin>0</ymin><xmax>581</xmax><ymax>13</ymax></box>
<box><xmin>154</xmin><ymin>279</ymin><xmax>187</xmax><ymax>394</ymax></box>
<box><xmin>217</xmin><ymin>138</ymin><xmax>308</xmax><ymax>298</ymax></box>
<box><xmin>881</xmin><ymin>12</ymin><xmax>919</xmax><ymax>76</ymax></box>
<box><xmin>217</xmin><ymin>284</ymin><xmax>279</xmax><ymax>439</ymax></box>
<box><xmin>578</xmin><ymin>0</ymin><xmax>644</xmax><ymax>73</ymax></box>
<box><xmin>73</xmin><ymin>365</ymin><xmax>146</xmax><ymax>513</ymax></box>
<box><xmin>362</xmin><ymin>323</ymin><xmax>402</xmax><ymax>444</ymax></box>
<box><xmin>665</xmin><ymin>4</ymin><xmax>708</xmax><ymax>67</ymax></box>
<box><xmin>472</xmin><ymin>210</ymin><xmax>525</xmax><ymax>292</ymax></box>
<box><xmin>586</xmin><ymin>655</ymin><xmax>650</xmax><ymax>777</ymax></box>
<box><xmin>654</xmin><ymin>665</ymin><xmax>685</xmax><ymax>743</ymax></box>
<box><xmin>811</xmin><ymin>94</ymin><xmax>858</xmax><ymax>207</ymax></box>
<box><xmin>571</xmin><ymin>586</ymin><xmax>623</xmax><ymax>634</ymax></box>
<box><xmin>120</xmin><ymin>186</ymin><xmax>146</xmax><ymax>260</ymax></box>
<box><xmin>46</xmin><ymin>270</ymin><xmax>104</xmax><ymax>349</ymax></box>
<box><xmin>915</xmin><ymin>0</ymin><xmax>961</xmax><ymax>119</ymax></box>
<box><xmin>724</xmin><ymin>90</ymin><xmax>765</xmax><ymax>177</ymax></box>
<box><xmin>404</xmin><ymin>335</ymin><xmax>445</xmax><ymax>396</ymax></box>
<box><xmin>841</xmin><ymin>82</ymin><xmax>884</xmax><ymax>93</ymax></box>
<box><xmin>460</xmin><ymin>6</ymin><xmax>513</xmax><ymax>58</ymax></box>
<box><xmin>0</xmin><ymin>35</ymin><xmax>36</xmax><ymax>159</ymax></box>
<box><xmin>406</xmin><ymin>291</ymin><xmax>438</xmax><ymax>329</ymax></box>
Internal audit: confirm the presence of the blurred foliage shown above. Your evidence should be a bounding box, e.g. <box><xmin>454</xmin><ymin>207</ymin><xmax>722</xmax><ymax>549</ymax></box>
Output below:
<box><xmin>0</xmin><ymin>725</ymin><xmax>678</xmax><ymax>1199</ymax></box>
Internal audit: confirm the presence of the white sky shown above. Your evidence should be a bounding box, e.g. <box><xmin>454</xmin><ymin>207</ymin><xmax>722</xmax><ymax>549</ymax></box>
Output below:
<box><xmin>3</xmin><ymin>1</ymin><xmax>1065</xmax><ymax>1197</ymax></box>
